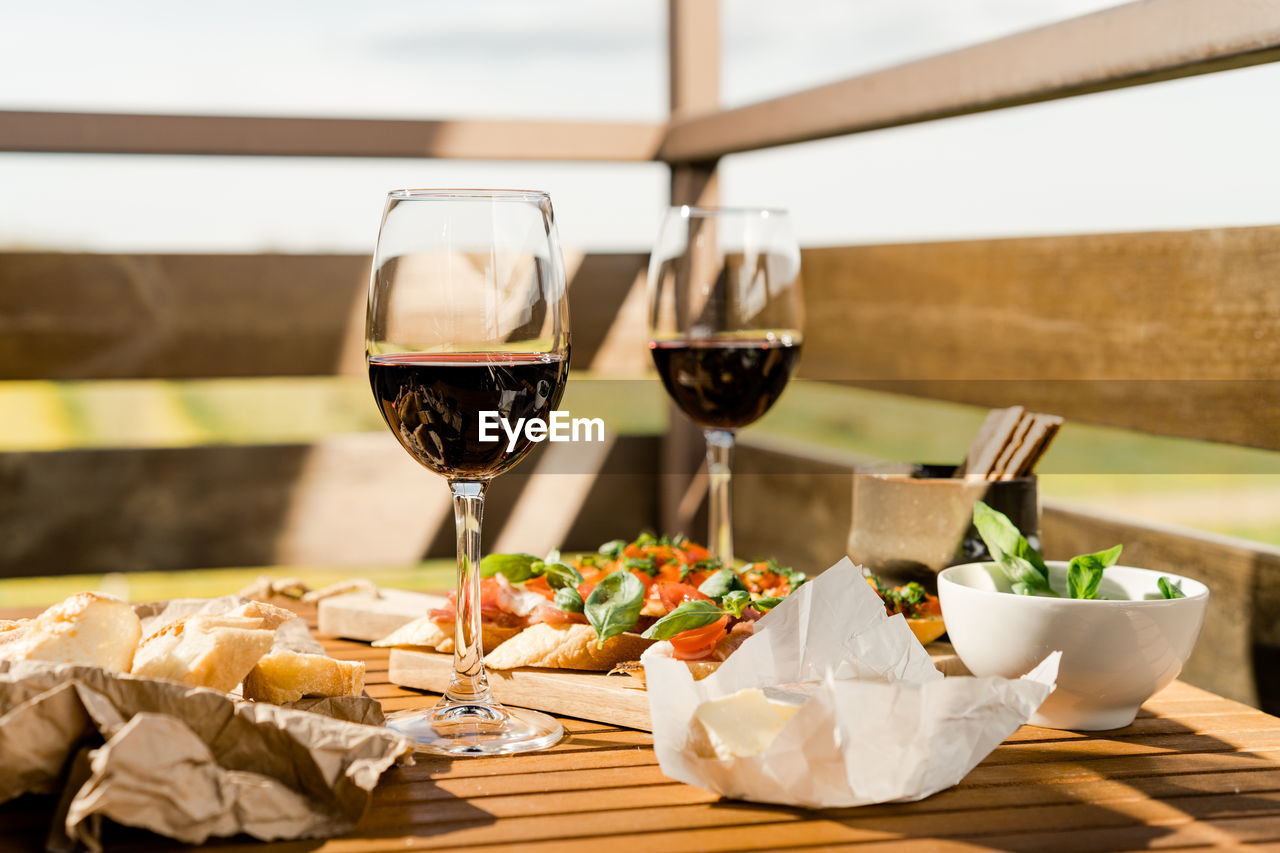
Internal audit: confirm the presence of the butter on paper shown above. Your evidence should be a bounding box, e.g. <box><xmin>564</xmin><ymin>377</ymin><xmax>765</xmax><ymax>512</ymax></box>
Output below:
<box><xmin>642</xmin><ymin>558</ymin><xmax>1059</xmax><ymax>808</ymax></box>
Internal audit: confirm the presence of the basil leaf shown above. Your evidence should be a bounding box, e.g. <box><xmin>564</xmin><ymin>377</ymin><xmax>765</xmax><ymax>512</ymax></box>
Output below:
<box><xmin>698</xmin><ymin>567</ymin><xmax>747</xmax><ymax>601</ymax></box>
<box><xmin>584</xmin><ymin>571</ymin><xmax>645</xmax><ymax>648</ymax></box>
<box><xmin>766</xmin><ymin>558</ymin><xmax>806</xmax><ymax>588</ymax></box>
<box><xmin>641</xmin><ymin>599</ymin><xmax>725</xmax><ymax>640</ymax></box>
<box><xmin>598</xmin><ymin>539</ymin><xmax>626</xmax><ymax>559</ymax></box>
<box><xmin>554</xmin><ymin>586</ymin><xmax>585</xmax><ymax>613</ymax></box>
<box><xmin>479</xmin><ymin>552</ymin><xmax>543</xmax><ymax>583</ymax></box>
<box><xmin>972</xmin><ymin>501</ymin><xmax>1057</xmax><ymax>597</ymax></box>
<box><xmin>1067</xmin><ymin>544</ymin><xmax>1122</xmax><ymax>600</ymax></box>
<box><xmin>543</xmin><ymin>561</ymin><xmax>584</xmax><ymax>591</ymax></box>
<box><xmin>751</xmin><ymin>596</ymin><xmax>784</xmax><ymax>612</ymax></box>
<box><xmin>1158</xmin><ymin>576</ymin><xmax>1186</xmax><ymax>599</ymax></box>
<box><xmin>624</xmin><ymin>556</ymin><xmax>658</xmax><ymax>576</ymax></box>
<box><xmin>1067</xmin><ymin>557</ymin><xmax>1103</xmax><ymax>600</ymax></box>
<box><xmin>720</xmin><ymin>589</ymin><xmax>753</xmax><ymax>618</ymax></box>
<box><xmin>544</xmin><ymin>548</ymin><xmax>561</xmax><ymax>564</ymax></box>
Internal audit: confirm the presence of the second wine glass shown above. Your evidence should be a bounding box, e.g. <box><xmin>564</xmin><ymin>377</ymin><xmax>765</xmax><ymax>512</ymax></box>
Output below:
<box><xmin>646</xmin><ymin>206</ymin><xmax>803</xmax><ymax>565</ymax></box>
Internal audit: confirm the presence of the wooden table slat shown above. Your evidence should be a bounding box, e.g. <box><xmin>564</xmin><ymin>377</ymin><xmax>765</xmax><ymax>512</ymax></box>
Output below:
<box><xmin>3</xmin><ymin>599</ymin><xmax>1280</xmax><ymax>851</ymax></box>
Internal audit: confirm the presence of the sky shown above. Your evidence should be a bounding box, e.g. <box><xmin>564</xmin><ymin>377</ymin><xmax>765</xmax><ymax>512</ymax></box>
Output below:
<box><xmin>3</xmin><ymin>0</ymin><xmax>1280</xmax><ymax>252</ymax></box>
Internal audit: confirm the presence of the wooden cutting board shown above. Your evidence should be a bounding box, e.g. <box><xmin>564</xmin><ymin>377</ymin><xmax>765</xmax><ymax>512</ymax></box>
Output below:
<box><xmin>388</xmin><ymin>643</ymin><xmax>970</xmax><ymax>732</ymax></box>
<box><xmin>389</xmin><ymin>648</ymin><xmax>652</xmax><ymax>729</ymax></box>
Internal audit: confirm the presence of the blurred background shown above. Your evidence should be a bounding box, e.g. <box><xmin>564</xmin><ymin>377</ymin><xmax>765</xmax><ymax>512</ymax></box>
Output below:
<box><xmin>1</xmin><ymin>0</ymin><xmax>1278</xmax><ymax>718</ymax></box>
<box><xmin>3</xmin><ymin>0</ymin><xmax>1278</xmax><ymax>550</ymax></box>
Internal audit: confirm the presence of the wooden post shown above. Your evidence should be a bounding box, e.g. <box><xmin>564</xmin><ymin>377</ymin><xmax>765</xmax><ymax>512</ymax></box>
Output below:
<box><xmin>661</xmin><ymin>0</ymin><xmax>720</xmax><ymax>537</ymax></box>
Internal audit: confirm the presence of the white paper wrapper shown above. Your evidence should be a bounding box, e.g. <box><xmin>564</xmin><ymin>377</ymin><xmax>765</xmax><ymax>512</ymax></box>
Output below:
<box><xmin>643</xmin><ymin>557</ymin><xmax>1059</xmax><ymax>808</ymax></box>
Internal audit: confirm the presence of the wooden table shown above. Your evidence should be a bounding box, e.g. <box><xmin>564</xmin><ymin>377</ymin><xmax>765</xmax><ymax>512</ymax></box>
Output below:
<box><xmin>4</xmin><ymin>608</ymin><xmax>1280</xmax><ymax>851</ymax></box>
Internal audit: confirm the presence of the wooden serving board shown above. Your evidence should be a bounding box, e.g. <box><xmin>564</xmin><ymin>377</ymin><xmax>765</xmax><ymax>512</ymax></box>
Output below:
<box><xmin>389</xmin><ymin>647</ymin><xmax>653</xmax><ymax>730</ymax></box>
<box><xmin>388</xmin><ymin>642</ymin><xmax>970</xmax><ymax>732</ymax></box>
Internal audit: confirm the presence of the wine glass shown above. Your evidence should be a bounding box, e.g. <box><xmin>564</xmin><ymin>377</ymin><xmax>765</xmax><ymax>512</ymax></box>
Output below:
<box><xmin>367</xmin><ymin>189</ymin><xmax>568</xmax><ymax>755</ymax></box>
<box><xmin>647</xmin><ymin>206</ymin><xmax>803</xmax><ymax>565</ymax></box>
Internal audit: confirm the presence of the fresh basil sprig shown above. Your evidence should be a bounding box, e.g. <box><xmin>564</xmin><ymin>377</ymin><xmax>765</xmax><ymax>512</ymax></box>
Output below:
<box><xmin>584</xmin><ymin>571</ymin><xmax>645</xmax><ymax>648</ymax></box>
<box><xmin>624</xmin><ymin>556</ymin><xmax>658</xmax><ymax>576</ymax></box>
<box><xmin>751</xmin><ymin>596</ymin><xmax>784</xmax><ymax>612</ymax></box>
<box><xmin>543</xmin><ymin>560</ymin><xmax>584</xmax><ymax>591</ymax></box>
<box><xmin>975</xmin><ymin>502</ymin><xmax>1131</xmax><ymax>600</ymax></box>
<box><xmin>1158</xmin><ymin>577</ymin><xmax>1186</xmax><ymax>599</ymax></box>
<box><xmin>720</xmin><ymin>589</ymin><xmax>754</xmax><ymax>618</ymax></box>
<box><xmin>641</xmin><ymin>599</ymin><xmax>725</xmax><ymax>639</ymax></box>
<box><xmin>1067</xmin><ymin>544</ymin><xmax>1123</xmax><ymax>600</ymax></box>
<box><xmin>973</xmin><ymin>502</ymin><xmax>1057</xmax><ymax>597</ymax></box>
<box><xmin>698</xmin><ymin>567</ymin><xmax>747</xmax><ymax>601</ymax></box>
<box><xmin>554</xmin><ymin>586</ymin><xmax>585</xmax><ymax>613</ymax></box>
<box><xmin>598</xmin><ymin>539</ymin><xmax>626</xmax><ymax>559</ymax></box>
<box><xmin>479</xmin><ymin>552</ymin><xmax>542</xmax><ymax>583</ymax></box>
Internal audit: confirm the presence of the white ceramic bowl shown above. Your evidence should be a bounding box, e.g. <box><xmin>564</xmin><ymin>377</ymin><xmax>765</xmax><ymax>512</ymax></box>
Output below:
<box><xmin>938</xmin><ymin>561</ymin><xmax>1209</xmax><ymax>730</ymax></box>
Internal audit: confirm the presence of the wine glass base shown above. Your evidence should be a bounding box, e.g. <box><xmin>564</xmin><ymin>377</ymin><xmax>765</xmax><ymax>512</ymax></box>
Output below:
<box><xmin>386</xmin><ymin>700</ymin><xmax>563</xmax><ymax>756</ymax></box>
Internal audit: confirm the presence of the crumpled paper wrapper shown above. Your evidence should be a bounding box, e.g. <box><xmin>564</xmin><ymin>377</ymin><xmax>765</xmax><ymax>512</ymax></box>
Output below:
<box><xmin>0</xmin><ymin>596</ymin><xmax>413</xmax><ymax>851</ymax></box>
<box><xmin>643</xmin><ymin>557</ymin><xmax>1059</xmax><ymax>808</ymax></box>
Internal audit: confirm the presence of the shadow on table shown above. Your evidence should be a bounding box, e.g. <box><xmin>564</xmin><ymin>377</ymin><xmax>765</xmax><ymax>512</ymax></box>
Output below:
<box><xmin>708</xmin><ymin>718</ymin><xmax>1280</xmax><ymax>852</ymax></box>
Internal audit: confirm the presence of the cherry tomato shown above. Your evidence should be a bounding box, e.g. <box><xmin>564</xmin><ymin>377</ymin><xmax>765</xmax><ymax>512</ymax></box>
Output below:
<box><xmin>654</xmin><ymin>582</ymin><xmax>711</xmax><ymax>613</ymax></box>
<box><xmin>668</xmin><ymin>617</ymin><xmax>728</xmax><ymax>660</ymax></box>
<box><xmin>522</xmin><ymin>574</ymin><xmax>555</xmax><ymax>601</ymax></box>
<box><xmin>679</xmin><ymin>543</ymin><xmax>712</xmax><ymax>563</ymax></box>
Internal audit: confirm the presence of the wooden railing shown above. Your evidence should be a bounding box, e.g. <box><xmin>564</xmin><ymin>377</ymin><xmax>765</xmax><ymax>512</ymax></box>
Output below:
<box><xmin>1</xmin><ymin>0</ymin><xmax>1278</xmax><ymax>709</ymax></box>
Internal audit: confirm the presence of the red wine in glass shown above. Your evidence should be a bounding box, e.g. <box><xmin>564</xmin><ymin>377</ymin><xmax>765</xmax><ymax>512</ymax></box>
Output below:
<box><xmin>649</xmin><ymin>338</ymin><xmax>801</xmax><ymax>430</ymax></box>
<box><xmin>646</xmin><ymin>206</ymin><xmax>803</xmax><ymax>565</ymax></box>
<box><xmin>369</xmin><ymin>352</ymin><xmax>569</xmax><ymax>479</ymax></box>
<box><xmin>367</xmin><ymin>188</ymin><xmax>569</xmax><ymax>756</ymax></box>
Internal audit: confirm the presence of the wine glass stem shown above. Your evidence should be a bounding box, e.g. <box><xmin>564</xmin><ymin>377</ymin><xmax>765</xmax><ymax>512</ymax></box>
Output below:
<box><xmin>704</xmin><ymin>429</ymin><xmax>735</xmax><ymax>566</ymax></box>
<box><xmin>445</xmin><ymin>479</ymin><xmax>493</xmax><ymax>707</ymax></box>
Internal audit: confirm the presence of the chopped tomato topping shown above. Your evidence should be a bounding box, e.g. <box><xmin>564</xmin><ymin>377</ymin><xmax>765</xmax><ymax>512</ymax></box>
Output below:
<box><xmin>653</xmin><ymin>582</ymin><xmax>711</xmax><ymax>614</ymax></box>
<box><xmin>522</xmin><ymin>574</ymin><xmax>555</xmax><ymax>600</ymax></box>
<box><xmin>740</xmin><ymin>563</ymin><xmax>793</xmax><ymax>598</ymax></box>
<box><xmin>669</xmin><ymin>616</ymin><xmax>729</xmax><ymax>660</ymax></box>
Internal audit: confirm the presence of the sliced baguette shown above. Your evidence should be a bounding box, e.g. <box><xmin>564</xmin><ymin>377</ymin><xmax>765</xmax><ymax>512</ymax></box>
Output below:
<box><xmin>484</xmin><ymin>623</ymin><xmax>654</xmax><ymax>672</ymax></box>
<box><xmin>229</xmin><ymin>600</ymin><xmax>298</xmax><ymax>630</ymax></box>
<box><xmin>130</xmin><ymin>614</ymin><xmax>274</xmax><ymax>692</ymax></box>
<box><xmin>372</xmin><ymin>616</ymin><xmax>521</xmax><ymax>655</ymax></box>
<box><xmin>242</xmin><ymin>651</ymin><xmax>366</xmax><ymax>703</ymax></box>
<box><xmin>607</xmin><ymin>658</ymin><xmax>720</xmax><ymax>686</ymax></box>
<box><xmin>0</xmin><ymin>592</ymin><xmax>141</xmax><ymax>672</ymax></box>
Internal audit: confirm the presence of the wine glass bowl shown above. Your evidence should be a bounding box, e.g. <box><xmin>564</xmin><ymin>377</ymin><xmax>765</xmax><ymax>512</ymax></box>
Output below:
<box><xmin>647</xmin><ymin>206</ymin><xmax>803</xmax><ymax>565</ymax></box>
<box><xmin>366</xmin><ymin>188</ymin><xmax>568</xmax><ymax>755</ymax></box>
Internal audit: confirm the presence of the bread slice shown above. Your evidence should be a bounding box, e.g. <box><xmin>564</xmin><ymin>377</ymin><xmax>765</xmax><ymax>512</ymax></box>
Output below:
<box><xmin>0</xmin><ymin>619</ymin><xmax>29</xmax><ymax>648</ymax></box>
<box><xmin>485</xmin><ymin>623</ymin><xmax>654</xmax><ymax>672</ymax></box>
<box><xmin>130</xmin><ymin>614</ymin><xmax>274</xmax><ymax>692</ymax></box>
<box><xmin>606</xmin><ymin>658</ymin><xmax>720</xmax><ymax>686</ymax></box>
<box><xmin>0</xmin><ymin>592</ymin><xmax>141</xmax><ymax>672</ymax></box>
<box><xmin>242</xmin><ymin>651</ymin><xmax>366</xmax><ymax>703</ymax></box>
<box><xmin>372</xmin><ymin>616</ymin><xmax>521</xmax><ymax>655</ymax></box>
<box><xmin>229</xmin><ymin>600</ymin><xmax>298</xmax><ymax>630</ymax></box>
